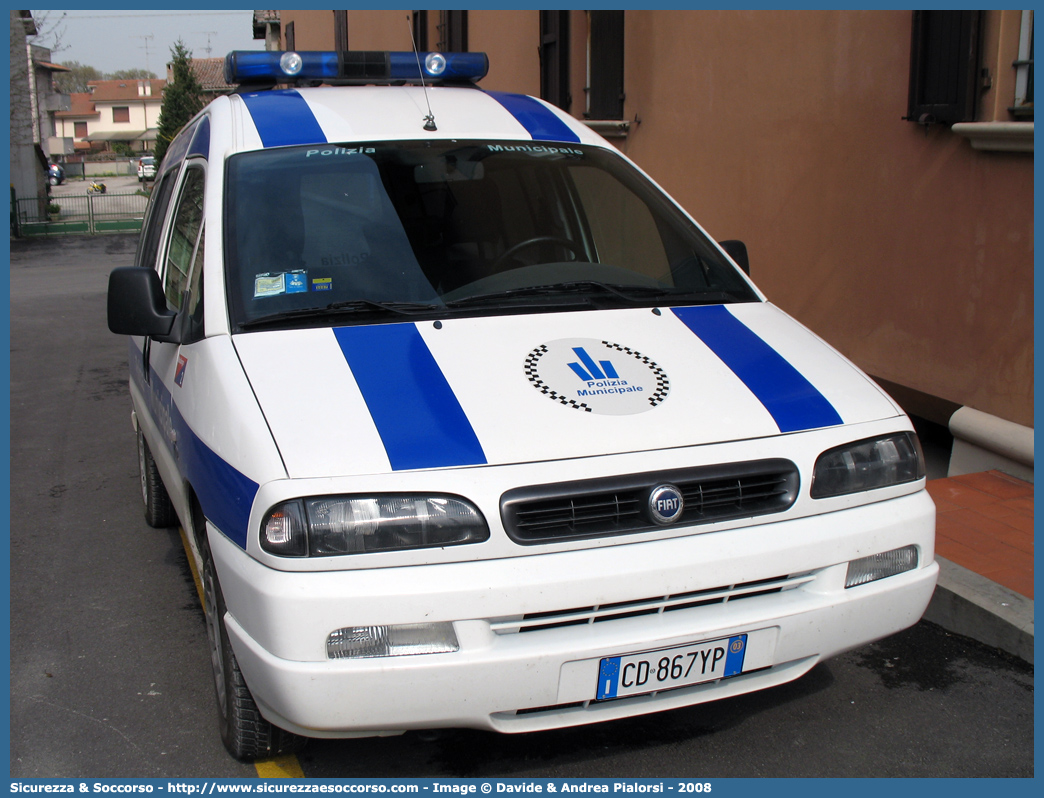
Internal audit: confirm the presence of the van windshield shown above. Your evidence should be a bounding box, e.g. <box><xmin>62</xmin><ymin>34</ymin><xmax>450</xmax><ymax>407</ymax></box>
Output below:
<box><xmin>224</xmin><ymin>141</ymin><xmax>757</xmax><ymax>329</ymax></box>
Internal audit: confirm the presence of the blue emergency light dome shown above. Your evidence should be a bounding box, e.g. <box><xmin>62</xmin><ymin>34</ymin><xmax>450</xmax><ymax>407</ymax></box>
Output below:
<box><xmin>224</xmin><ymin>50</ymin><xmax>489</xmax><ymax>86</ymax></box>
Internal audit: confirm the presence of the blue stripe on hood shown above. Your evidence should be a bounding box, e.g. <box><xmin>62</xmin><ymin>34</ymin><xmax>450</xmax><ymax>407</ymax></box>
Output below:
<box><xmin>333</xmin><ymin>323</ymin><xmax>487</xmax><ymax>471</ymax></box>
<box><xmin>672</xmin><ymin>305</ymin><xmax>843</xmax><ymax>433</ymax></box>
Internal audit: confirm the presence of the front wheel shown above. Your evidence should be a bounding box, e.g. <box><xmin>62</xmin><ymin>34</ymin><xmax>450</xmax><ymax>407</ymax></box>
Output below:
<box><xmin>138</xmin><ymin>429</ymin><xmax>177</xmax><ymax>528</ymax></box>
<box><xmin>202</xmin><ymin>542</ymin><xmax>306</xmax><ymax>761</ymax></box>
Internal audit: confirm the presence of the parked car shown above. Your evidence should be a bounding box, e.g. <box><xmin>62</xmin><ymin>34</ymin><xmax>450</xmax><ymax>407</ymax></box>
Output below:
<box><xmin>48</xmin><ymin>163</ymin><xmax>65</xmax><ymax>186</ymax></box>
<box><xmin>137</xmin><ymin>156</ymin><xmax>156</xmax><ymax>182</ymax></box>
<box><xmin>107</xmin><ymin>49</ymin><xmax>938</xmax><ymax>761</ymax></box>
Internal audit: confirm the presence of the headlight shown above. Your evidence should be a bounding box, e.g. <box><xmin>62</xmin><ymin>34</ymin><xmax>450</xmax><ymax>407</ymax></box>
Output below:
<box><xmin>811</xmin><ymin>432</ymin><xmax>925</xmax><ymax>499</ymax></box>
<box><xmin>261</xmin><ymin>495</ymin><xmax>489</xmax><ymax>557</ymax></box>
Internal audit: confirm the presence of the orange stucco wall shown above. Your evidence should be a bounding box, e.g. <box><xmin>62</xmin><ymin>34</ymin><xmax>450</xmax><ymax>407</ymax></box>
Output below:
<box><xmin>271</xmin><ymin>9</ymin><xmax>1033</xmax><ymax>427</ymax></box>
<box><xmin>613</xmin><ymin>11</ymin><xmax>1032</xmax><ymax>427</ymax></box>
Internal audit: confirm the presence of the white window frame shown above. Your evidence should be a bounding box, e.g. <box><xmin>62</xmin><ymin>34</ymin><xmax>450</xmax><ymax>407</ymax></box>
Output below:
<box><xmin>1013</xmin><ymin>10</ymin><xmax>1033</xmax><ymax>110</ymax></box>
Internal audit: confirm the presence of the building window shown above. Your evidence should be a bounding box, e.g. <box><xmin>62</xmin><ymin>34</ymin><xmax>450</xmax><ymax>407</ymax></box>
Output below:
<box><xmin>412</xmin><ymin>10</ymin><xmax>428</xmax><ymax>50</ymax></box>
<box><xmin>906</xmin><ymin>10</ymin><xmax>982</xmax><ymax>126</ymax></box>
<box><xmin>333</xmin><ymin>10</ymin><xmax>348</xmax><ymax>51</ymax></box>
<box><xmin>540</xmin><ymin>11</ymin><xmax>571</xmax><ymax>112</ymax></box>
<box><xmin>74</xmin><ymin>121</ymin><xmax>87</xmax><ymax>138</ymax></box>
<box><xmin>587</xmin><ymin>10</ymin><xmax>624</xmax><ymax>120</ymax></box>
<box><xmin>437</xmin><ymin>11</ymin><xmax>467</xmax><ymax>52</ymax></box>
<box><xmin>113</xmin><ymin>106</ymin><xmax>130</xmax><ymax>124</ymax></box>
<box><xmin>1012</xmin><ymin>10</ymin><xmax>1034</xmax><ymax>118</ymax></box>
<box><xmin>285</xmin><ymin>20</ymin><xmax>295</xmax><ymax>52</ymax></box>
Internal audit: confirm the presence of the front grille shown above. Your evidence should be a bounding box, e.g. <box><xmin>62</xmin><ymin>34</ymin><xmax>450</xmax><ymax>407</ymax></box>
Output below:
<box><xmin>489</xmin><ymin>573</ymin><xmax>813</xmax><ymax>635</ymax></box>
<box><xmin>501</xmin><ymin>459</ymin><xmax>799</xmax><ymax>544</ymax></box>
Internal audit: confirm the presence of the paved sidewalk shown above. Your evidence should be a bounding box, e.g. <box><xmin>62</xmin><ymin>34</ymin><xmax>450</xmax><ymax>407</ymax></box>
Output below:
<box><xmin>922</xmin><ymin>471</ymin><xmax>1034</xmax><ymax>663</ymax></box>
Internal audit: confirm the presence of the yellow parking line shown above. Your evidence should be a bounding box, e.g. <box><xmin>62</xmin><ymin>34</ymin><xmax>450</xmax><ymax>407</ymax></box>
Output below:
<box><xmin>255</xmin><ymin>755</ymin><xmax>307</xmax><ymax>778</ymax></box>
<box><xmin>177</xmin><ymin>527</ymin><xmax>305</xmax><ymax>779</ymax></box>
<box><xmin>178</xmin><ymin>527</ymin><xmax>205</xmax><ymax>607</ymax></box>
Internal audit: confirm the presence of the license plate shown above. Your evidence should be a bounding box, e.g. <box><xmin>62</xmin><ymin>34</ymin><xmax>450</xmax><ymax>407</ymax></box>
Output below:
<box><xmin>596</xmin><ymin>634</ymin><xmax>748</xmax><ymax>700</ymax></box>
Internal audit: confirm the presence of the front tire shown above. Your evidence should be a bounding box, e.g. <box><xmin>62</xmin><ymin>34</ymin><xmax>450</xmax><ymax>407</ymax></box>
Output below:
<box><xmin>138</xmin><ymin>429</ymin><xmax>177</xmax><ymax>528</ymax></box>
<box><xmin>202</xmin><ymin>542</ymin><xmax>306</xmax><ymax>761</ymax></box>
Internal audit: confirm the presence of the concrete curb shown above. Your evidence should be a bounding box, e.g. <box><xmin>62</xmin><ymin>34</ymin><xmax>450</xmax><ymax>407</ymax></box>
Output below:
<box><xmin>922</xmin><ymin>556</ymin><xmax>1034</xmax><ymax>663</ymax></box>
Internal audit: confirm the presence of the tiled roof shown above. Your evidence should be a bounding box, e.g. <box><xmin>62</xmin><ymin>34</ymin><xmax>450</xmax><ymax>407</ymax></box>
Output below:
<box><xmin>86</xmin><ymin>79</ymin><xmax>166</xmax><ymax>102</ymax></box>
<box><xmin>55</xmin><ymin>93</ymin><xmax>100</xmax><ymax>119</ymax></box>
<box><xmin>190</xmin><ymin>58</ymin><xmax>235</xmax><ymax>94</ymax></box>
<box><xmin>33</xmin><ymin>59</ymin><xmax>70</xmax><ymax>72</ymax></box>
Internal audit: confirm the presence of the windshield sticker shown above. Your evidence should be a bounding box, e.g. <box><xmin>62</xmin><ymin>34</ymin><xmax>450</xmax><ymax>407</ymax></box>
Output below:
<box><xmin>525</xmin><ymin>338</ymin><xmax>670</xmax><ymax>415</ymax></box>
<box><xmin>312</xmin><ymin>277</ymin><xmax>333</xmax><ymax>292</ymax></box>
<box><xmin>254</xmin><ymin>273</ymin><xmax>286</xmax><ymax>298</ymax></box>
<box><xmin>255</xmin><ymin>271</ymin><xmax>309</xmax><ymax>298</ymax></box>
<box><xmin>285</xmin><ymin>271</ymin><xmax>308</xmax><ymax>293</ymax></box>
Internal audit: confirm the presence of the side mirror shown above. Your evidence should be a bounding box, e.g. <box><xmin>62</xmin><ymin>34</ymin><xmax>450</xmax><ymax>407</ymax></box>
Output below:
<box><xmin>719</xmin><ymin>240</ymin><xmax>750</xmax><ymax>276</ymax></box>
<box><xmin>107</xmin><ymin>267</ymin><xmax>180</xmax><ymax>342</ymax></box>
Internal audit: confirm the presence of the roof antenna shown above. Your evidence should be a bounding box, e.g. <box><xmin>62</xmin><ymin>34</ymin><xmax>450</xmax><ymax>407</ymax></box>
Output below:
<box><xmin>407</xmin><ymin>14</ymin><xmax>437</xmax><ymax>131</ymax></box>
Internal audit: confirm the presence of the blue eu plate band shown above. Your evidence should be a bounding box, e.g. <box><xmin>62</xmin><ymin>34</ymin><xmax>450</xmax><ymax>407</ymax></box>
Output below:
<box><xmin>672</xmin><ymin>305</ymin><xmax>843</xmax><ymax>433</ymax></box>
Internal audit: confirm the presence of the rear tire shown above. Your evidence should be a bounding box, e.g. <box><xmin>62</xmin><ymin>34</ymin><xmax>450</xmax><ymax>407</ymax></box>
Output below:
<box><xmin>202</xmin><ymin>541</ymin><xmax>307</xmax><ymax>761</ymax></box>
<box><xmin>138</xmin><ymin>429</ymin><xmax>177</xmax><ymax>528</ymax></box>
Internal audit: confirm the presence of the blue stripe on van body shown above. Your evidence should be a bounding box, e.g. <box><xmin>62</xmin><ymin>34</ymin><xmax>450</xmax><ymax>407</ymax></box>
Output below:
<box><xmin>333</xmin><ymin>324</ymin><xmax>487</xmax><ymax>471</ymax></box>
<box><xmin>172</xmin><ymin>400</ymin><xmax>258</xmax><ymax>549</ymax></box>
<box><xmin>142</xmin><ymin>354</ymin><xmax>258</xmax><ymax>549</ymax></box>
<box><xmin>671</xmin><ymin>305</ymin><xmax>843</xmax><ymax>433</ymax></box>
<box><xmin>240</xmin><ymin>90</ymin><xmax>327</xmax><ymax>148</ymax></box>
<box><xmin>485</xmin><ymin>91</ymin><xmax>582</xmax><ymax>143</ymax></box>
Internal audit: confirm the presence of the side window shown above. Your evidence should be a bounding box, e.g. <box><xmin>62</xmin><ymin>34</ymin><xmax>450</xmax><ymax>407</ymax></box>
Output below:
<box><xmin>163</xmin><ymin>167</ymin><xmax>206</xmax><ymax>312</ymax></box>
<box><xmin>135</xmin><ymin>167</ymin><xmax>180</xmax><ymax>270</ymax></box>
<box><xmin>184</xmin><ymin>228</ymin><xmax>206</xmax><ymax>341</ymax></box>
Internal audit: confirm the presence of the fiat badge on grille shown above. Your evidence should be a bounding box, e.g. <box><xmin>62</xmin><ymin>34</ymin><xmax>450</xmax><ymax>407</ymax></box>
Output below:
<box><xmin>649</xmin><ymin>484</ymin><xmax>684</xmax><ymax>525</ymax></box>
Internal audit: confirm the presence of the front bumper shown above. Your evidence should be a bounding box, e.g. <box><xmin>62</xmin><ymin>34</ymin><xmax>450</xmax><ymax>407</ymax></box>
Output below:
<box><xmin>212</xmin><ymin>490</ymin><xmax>937</xmax><ymax>737</ymax></box>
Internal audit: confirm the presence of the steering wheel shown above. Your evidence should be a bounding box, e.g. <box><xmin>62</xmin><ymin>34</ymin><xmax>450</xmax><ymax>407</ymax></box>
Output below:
<box><xmin>492</xmin><ymin>237</ymin><xmax>583</xmax><ymax>271</ymax></box>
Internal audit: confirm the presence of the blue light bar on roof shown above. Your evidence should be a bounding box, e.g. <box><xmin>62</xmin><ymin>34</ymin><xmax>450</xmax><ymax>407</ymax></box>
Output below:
<box><xmin>224</xmin><ymin>51</ymin><xmax>489</xmax><ymax>85</ymax></box>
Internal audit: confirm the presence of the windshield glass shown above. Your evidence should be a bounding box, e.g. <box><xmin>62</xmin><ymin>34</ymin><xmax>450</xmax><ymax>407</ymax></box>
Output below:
<box><xmin>223</xmin><ymin>141</ymin><xmax>757</xmax><ymax>330</ymax></box>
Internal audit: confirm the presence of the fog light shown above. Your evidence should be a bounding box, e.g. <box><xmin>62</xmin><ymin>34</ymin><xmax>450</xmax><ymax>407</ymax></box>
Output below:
<box><xmin>846</xmin><ymin>545</ymin><xmax>919</xmax><ymax>588</ymax></box>
<box><xmin>327</xmin><ymin>623</ymin><xmax>459</xmax><ymax>659</ymax></box>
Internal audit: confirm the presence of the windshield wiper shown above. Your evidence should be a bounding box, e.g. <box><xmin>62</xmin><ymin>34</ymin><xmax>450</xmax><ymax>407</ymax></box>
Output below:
<box><xmin>238</xmin><ymin>299</ymin><xmax>444</xmax><ymax>329</ymax></box>
<box><xmin>445</xmin><ymin>281</ymin><xmax>744</xmax><ymax>308</ymax></box>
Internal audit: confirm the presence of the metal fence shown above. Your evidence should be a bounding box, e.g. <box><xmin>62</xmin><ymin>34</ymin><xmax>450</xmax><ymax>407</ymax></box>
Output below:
<box><xmin>13</xmin><ymin>191</ymin><xmax>148</xmax><ymax>237</ymax></box>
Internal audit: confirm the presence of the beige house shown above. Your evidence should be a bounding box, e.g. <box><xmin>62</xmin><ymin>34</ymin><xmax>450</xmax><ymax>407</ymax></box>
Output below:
<box><xmin>255</xmin><ymin>9</ymin><xmax>1034</xmax><ymax>479</ymax></box>
<box><xmin>55</xmin><ymin>78</ymin><xmax>165</xmax><ymax>153</ymax></box>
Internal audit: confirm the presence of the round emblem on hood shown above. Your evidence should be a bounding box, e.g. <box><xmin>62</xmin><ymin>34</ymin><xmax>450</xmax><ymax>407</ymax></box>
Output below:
<box><xmin>649</xmin><ymin>484</ymin><xmax>684</xmax><ymax>525</ymax></box>
<box><xmin>524</xmin><ymin>338</ymin><xmax>670</xmax><ymax>415</ymax></box>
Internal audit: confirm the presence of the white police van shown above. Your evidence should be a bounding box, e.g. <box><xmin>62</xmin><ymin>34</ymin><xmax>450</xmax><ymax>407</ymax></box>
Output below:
<box><xmin>108</xmin><ymin>51</ymin><xmax>937</xmax><ymax>760</ymax></box>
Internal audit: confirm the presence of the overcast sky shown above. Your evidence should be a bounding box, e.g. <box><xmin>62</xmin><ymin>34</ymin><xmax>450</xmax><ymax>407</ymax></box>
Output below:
<box><xmin>30</xmin><ymin>9</ymin><xmax>262</xmax><ymax>76</ymax></box>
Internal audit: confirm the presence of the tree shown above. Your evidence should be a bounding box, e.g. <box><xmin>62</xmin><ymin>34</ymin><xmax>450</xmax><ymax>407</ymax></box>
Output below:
<box><xmin>109</xmin><ymin>68</ymin><xmax>156</xmax><ymax>81</ymax></box>
<box><xmin>154</xmin><ymin>40</ymin><xmax>204</xmax><ymax>164</ymax></box>
<box><xmin>54</xmin><ymin>61</ymin><xmax>103</xmax><ymax>94</ymax></box>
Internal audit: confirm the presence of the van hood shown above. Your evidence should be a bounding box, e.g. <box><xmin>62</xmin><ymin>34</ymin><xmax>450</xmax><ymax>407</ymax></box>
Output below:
<box><xmin>233</xmin><ymin>303</ymin><xmax>902</xmax><ymax>479</ymax></box>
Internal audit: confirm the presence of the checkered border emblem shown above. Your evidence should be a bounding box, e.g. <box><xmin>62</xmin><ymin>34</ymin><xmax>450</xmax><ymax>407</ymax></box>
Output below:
<box><xmin>524</xmin><ymin>340</ymin><xmax>670</xmax><ymax>412</ymax></box>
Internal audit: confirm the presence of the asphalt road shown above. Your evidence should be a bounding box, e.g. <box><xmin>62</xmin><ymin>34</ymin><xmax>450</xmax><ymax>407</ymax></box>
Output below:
<box><xmin>8</xmin><ymin>234</ymin><xmax>1034</xmax><ymax>779</ymax></box>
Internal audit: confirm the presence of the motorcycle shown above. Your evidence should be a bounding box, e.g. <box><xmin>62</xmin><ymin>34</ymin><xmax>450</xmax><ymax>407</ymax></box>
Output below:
<box><xmin>87</xmin><ymin>180</ymin><xmax>107</xmax><ymax>194</ymax></box>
